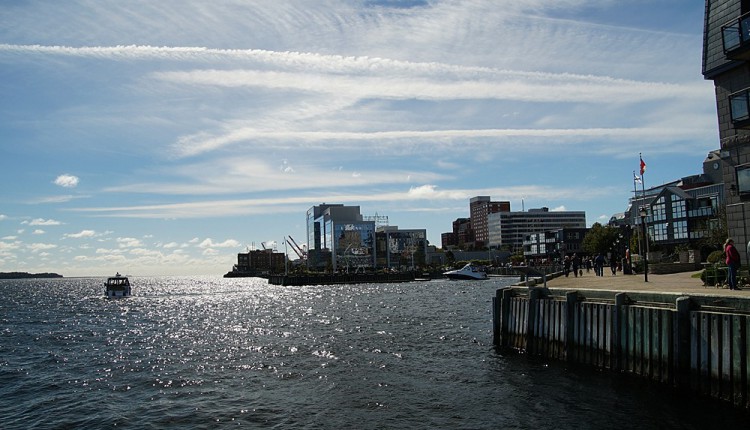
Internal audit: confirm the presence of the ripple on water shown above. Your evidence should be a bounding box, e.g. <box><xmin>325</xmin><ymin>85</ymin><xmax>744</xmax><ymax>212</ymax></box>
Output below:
<box><xmin>1</xmin><ymin>276</ymin><xmax>749</xmax><ymax>429</ymax></box>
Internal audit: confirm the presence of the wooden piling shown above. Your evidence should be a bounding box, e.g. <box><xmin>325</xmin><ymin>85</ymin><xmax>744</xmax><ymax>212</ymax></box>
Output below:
<box><xmin>492</xmin><ymin>286</ymin><xmax>750</xmax><ymax>409</ymax></box>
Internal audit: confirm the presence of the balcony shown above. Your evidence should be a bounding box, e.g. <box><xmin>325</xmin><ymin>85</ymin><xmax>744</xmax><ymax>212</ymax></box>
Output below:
<box><xmin>729</xmin><ymin>88</ymin><xmax>750</xmax><ymax>128</ymax></box>
<box><xmin>722</xmin><ymin>12</ymin><xmax>750</xmax><ymax>60</ymax></box>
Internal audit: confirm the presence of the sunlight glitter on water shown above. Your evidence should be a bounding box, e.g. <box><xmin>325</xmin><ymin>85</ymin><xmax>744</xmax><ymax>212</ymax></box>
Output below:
<box><xmin>2</xmin><ymin>276</ymin><xmax>749</xmax><ymax>429</ymax></box>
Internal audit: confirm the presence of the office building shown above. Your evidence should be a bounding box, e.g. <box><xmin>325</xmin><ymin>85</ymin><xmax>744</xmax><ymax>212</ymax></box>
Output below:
<box><xmin>306</xmin><ymin>204</ymin><xmax>376</xmax><ymax>271</ymax></box>
<box><xmin>375</xmin><ymin>226</ymin><xmax>428</xmax><ymax>270</ymax></box>
<box><xmin>441</xmin><ymin>217</ymin><xmax>470</xmax><ymax>249</ymax></box>
<box><xmin>488</xmin><ymin>207</ymin><xmax>586</xmax><ymax>252</ymax></box>
<box><xmin>523</xmin><ymin>228</ymin><xmax>589</xmax><ymax>259</ymax></box>
<box><xmin>469</xmin><ymin>196</ymin><xmax>510</xmax><ymax>248</ymax></box>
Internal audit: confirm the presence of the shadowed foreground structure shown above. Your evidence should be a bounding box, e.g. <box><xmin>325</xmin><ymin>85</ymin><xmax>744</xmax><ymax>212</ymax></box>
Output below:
<box><xmin>493</xmin><ymin>271</ymin><xmax>750</xmax><ymax>409</ymax></box>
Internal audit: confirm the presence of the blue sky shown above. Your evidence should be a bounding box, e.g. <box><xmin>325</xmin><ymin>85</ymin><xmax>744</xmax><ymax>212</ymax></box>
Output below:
<box><xmin>0</xmin><ymin>0</ymin><xmax>717</xmax><ymax>276</ymax></box>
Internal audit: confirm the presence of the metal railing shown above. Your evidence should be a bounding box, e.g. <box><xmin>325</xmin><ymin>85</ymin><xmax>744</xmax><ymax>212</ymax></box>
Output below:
<box><xmin>722</xmin><ymin>12</ymin><xmax>750</xmax><ymax>53</ymax></box>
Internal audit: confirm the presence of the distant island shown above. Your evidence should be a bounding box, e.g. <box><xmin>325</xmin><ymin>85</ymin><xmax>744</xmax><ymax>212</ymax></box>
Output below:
<box><xmin>0</xmin><ymin>272</ymin><xmax>63</xmax><ymax>279</ymax></box>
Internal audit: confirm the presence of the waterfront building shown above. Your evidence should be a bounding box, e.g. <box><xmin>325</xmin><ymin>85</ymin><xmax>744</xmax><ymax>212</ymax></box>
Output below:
<box><xmin>375</xmin><ymin>226</ymin><xmax>428</xmax><ymax>270</ymax></box>
<box><xmin>488</xmin><ymin>207</ymin><xmax>587</xmax><ymax>252</ymax></box>
<box><xmin>469</xmin><ymin>196</ymin><xmax>511</xmax><ymax>248</ymax></box>
<box><xmin>522</xmin><ymin>227</ymin><xmax>589</xmax><ymax>260</ymax></box>
<box><xmin>703</xmin><ymin>0</ymin><xmax>750</xmax><ymax>264</ymax></box>
<box><xmin>233</xmin><ymin>249</ymin><xmax>286</xmax><ymax>274</ymax></box>
<box><xmin>441</xmin><ymin>217</ymin><xmax>471</xmax><ymax>249</ymax></box>
<box><xmin>625</xmin><ymin>152</ymin><xmax>724</xmax><ymax>258</ymax></box>
<box><xmin>306</xmin><ymin>204</ymin><xmax>376</xmax><ymax>271</ymax></box>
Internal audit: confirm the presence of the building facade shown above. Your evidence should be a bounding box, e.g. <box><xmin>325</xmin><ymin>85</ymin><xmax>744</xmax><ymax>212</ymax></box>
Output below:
<box><xmin>306</xmin><ymin>204</ymin><xmax>376</xmax><ymax>271</ymax></box>
<box><xmin>523</xmin><ymin>227</ymin><xmax>589</xmax><ymax>260</ymax></box>
<box><xmin>626</xmin><ymin>152</ymin><xmax>725</xmax><ymax>258</ymax></box>
<box><xmin>441</xmin><ymin>217</ymin><xmax>471</xmax><ymax>249</ymax></box>
<box><xmin>234</xmin><ymin>249</ymin><xmax>286</xmax><ymax>274</ymax></box>
<box><xmin>703</xmin><ymin>0</ymin><xmax>750</xmax><ymax>264</ymax></box>
<box><xmin>487</xmin><ymin>207</ymin><xmax>587</xmax><ymax>252</ymax></box>
<box><xmin>469</xmin><ymin>196</ymin><xmax>510</xmax><ymax>248</ymax></box>
<box><xmin>375</xmin><ymin>226</ymin><xmax>428</xmax><ymax>270</ymax></box>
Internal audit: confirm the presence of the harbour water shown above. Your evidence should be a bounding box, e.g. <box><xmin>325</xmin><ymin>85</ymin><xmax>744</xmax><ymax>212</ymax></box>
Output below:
<box><xmin>1</xmin><ymin>276</ymin><xmax>747</xmax><ymax>429</ymax></box>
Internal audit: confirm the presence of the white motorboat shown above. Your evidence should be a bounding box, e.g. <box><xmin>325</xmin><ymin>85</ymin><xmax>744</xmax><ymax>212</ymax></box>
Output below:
<box><xmin>443</xmin><ymin>264</ymin><xmax>487</xmax><ymax>280</ymax></box>
<box><xmin>104</xmin><ymin>273</ymin><xmax>131</xmax><ymax>298</ymax></box>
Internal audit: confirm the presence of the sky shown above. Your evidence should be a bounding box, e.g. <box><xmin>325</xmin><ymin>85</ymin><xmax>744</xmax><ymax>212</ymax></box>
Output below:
<box><xmin>0</xmin><ymin>0</ymin><xmax>718</xmax><ymax>277</ymax></box>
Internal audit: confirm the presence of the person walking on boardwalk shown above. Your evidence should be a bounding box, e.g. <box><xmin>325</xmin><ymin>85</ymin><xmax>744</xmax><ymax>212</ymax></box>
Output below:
<box><xmin>594</xmin><ymin>253</ymin><xmax>605</xmax><ymax>276</ymax></box>
<box><xmin>572</xmin><ymin>253</ymin><xmax>581</xmax><ymax>277</ymax></box>
<box><xmin>725</xmin><ymin>238</ymin><xmax>742</xmax><ymax>290</ymax></box>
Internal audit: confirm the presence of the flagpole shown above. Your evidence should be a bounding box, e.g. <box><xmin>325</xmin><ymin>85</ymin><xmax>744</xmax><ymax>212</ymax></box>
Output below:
<box><xmin>634</xmin><ymin>171</ymin><xmax>642</xmax><ymax>258</ymax></box>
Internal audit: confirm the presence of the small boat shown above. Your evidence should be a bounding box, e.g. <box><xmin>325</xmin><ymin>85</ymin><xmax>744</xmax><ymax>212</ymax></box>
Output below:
<box><xmin>104</xmin><ymin>273</ymin><xmax>131</xmax><ymax>298</ymax></box>
<box><xmin>443</xmin><ymin>264</ymin><xmax>488</xmax><ymax>280</ymax></box>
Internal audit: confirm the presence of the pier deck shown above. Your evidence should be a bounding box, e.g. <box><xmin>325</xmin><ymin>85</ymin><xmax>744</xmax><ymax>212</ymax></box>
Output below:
<box><xmin>543</xmin><ymin>269</ymin><xmax>747</xmax><ymax>295</ymax></box>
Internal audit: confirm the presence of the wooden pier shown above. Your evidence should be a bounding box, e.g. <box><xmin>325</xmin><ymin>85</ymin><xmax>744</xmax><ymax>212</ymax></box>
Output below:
<box><xmin>493</xmin><ymin>286</ymin><xmax>750</xmax><ymax>408</ymax></box>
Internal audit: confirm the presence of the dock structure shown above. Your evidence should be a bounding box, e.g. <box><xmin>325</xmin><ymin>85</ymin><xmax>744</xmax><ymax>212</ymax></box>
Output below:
<box><xmin>267</xmin><ymin>272</ymin><xmax>416</xmax><ymax>286</ymax></box>
<box><xmin>493</xmin><ymin>271</ymin><xmax>750</xmax><ymax>409</ymax></box>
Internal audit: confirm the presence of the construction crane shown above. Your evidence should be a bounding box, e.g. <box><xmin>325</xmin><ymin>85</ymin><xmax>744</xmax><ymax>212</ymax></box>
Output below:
<box><xmin>287</xmin><ymin>236</ymin><xmax>307</xmax><ymax>260</ymax></box>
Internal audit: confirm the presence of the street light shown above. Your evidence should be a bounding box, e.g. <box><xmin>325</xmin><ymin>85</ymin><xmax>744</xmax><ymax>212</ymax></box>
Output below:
<box><xmin>639</xmin><ymin>207</ymin><xmax>649</xmax><ymax>282</ymax></box>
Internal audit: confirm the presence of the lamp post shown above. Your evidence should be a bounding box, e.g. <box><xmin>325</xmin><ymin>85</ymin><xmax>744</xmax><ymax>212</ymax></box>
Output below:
<box><xmin>639</xmin><ymin>207</ymin><xmax>649</xmax><ymax>282</ymax></box>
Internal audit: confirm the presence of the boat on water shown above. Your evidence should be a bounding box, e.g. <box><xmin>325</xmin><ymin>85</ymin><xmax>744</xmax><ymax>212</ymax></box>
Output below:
<box><xmin>104</xmin><ymin>273</ymin><xmax>131</xmax><ymax>298</ymax></box>
<box><xmin>443</xmin><ymin>264</ymin><xmax>488</xmax><ymax>280</ymax></box>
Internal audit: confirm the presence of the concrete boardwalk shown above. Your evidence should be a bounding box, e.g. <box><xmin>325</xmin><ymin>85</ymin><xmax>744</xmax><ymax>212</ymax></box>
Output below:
<box><xmin>543</xmin><ymin>269</ymin><xmax>749</xmax><ymax>296</ymax></box>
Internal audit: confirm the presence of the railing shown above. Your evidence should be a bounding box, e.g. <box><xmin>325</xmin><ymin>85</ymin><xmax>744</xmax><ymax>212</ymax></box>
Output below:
<box><xmin>722</xmin><ymin>12</ymin><xmax>750</xmax><ymax>54</ymax></box>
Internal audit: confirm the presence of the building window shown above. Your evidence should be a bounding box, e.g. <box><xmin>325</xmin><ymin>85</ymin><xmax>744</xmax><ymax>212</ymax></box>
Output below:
<box><xmin>651</xmin><ymin>197</ymin><xmax>666</xmax><ymax>222</ymax></box>
<box><xmin>672</xmin><ymin>220</ymin><xmax>688</xmax><ymax>240</ymax></box>
<box><xmin>737</xmin><ymin>165</ymin><xmax>750</xmax><ymax>195</ymax></box>
<box><xmin>652</xmin><ymin>222</ymin><xmax>668</xmax><ymax>242</ymax></box>
<box><xmin>731</xmin><ymin>89</ymin><xmax>750</xmax><ymax>123</ymax></box>
<box><xmin>671</xmin><ymin>195</ymin><xmax>686</xmax><ymax>218</ymax></box>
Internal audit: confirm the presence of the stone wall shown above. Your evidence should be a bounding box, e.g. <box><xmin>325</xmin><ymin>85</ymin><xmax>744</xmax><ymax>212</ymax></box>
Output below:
<box><xmin>648</xmin><ymin>262</ymin><xmax>703</xmax><ymax>275</ymax></box>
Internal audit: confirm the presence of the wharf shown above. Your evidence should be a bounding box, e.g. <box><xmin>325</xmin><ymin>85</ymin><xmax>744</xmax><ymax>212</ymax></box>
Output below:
<box><xmin>544</xmin><ymin>270</ymin><xmax>748</xmax><ymax>296</ymax></box>
<box><xmin>267</xmin><ymin>272</ymin><xmax>417</xmax><ymax>286</ymax></box>
<box><xmin>495</xmin><ymin>268</ymin><xmax>750</xmax><ymax>409</ymax></box>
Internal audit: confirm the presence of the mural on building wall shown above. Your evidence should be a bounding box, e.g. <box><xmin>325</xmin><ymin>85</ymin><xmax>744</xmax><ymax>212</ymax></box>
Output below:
<box><xmin>334</xmin><ymin>223</ymin><xmax>375</xmax><ymax>269</ymax></box>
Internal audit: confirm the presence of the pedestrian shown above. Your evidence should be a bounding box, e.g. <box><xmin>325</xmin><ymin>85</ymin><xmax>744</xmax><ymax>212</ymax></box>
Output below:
<box><xmin>563</xmin><ymin>255</ymin><xmax>571</xmax><ymax>277</ymax></box>
<box><xmin>595</xmin><ymin>253</ymin><xmax>605</xmax><ymax>277</ymax></box>
<box><xmin>572</xmin><ymin>253</ymin><xmax>581</xmax><ymax>277</ymax></box>
<box><xmin>610</xmin><ymin>254</ymin><xmax>617</xmax><ymax>276</ymax></box>
<box><xmin>725</xmin><ymin>238</ymin><xmax>742</xmax><ymax>290</ymax></box>
<box><xmin>624</xmin><ymin>247</ymin><xmax>631</xmax><ymax>274</ymax></box>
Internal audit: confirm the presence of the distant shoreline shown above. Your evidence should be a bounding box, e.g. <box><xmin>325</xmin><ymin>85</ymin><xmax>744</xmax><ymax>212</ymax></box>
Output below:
<box><xmin>0</xmin><ymin>272</ymin><xmax>63</xmax><ymax>279</ymax></box>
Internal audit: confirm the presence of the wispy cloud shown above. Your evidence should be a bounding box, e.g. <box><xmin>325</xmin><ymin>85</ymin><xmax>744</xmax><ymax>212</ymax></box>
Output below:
<box><xmin>0</xmin><ymin>1</ymin><xmax>715</xmax><ymax>275</ymax></box>
<box><xmin>68</xmin><ymin>183</ymin><xmax>616</xmax><ymax>219</ymax></box>
<box><xmin>24</xmin><ymin>218</ymin><xmax>63</xmax><ymax>226</ymax></box>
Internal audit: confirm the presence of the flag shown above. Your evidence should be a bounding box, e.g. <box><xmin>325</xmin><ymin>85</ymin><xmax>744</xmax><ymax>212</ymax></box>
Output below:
<box><xmin>639</xmin><ymin>156</ymin><xmax>646</xmax><ymax>176</ymax></box>
<box><xmin>633</xmin><ymin>172</ymin><xmax>642</xmax><ymax>184</ymax></box>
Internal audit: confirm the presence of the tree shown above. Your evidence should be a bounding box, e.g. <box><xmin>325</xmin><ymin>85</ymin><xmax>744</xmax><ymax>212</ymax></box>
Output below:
<box><xmin>445</xmin><ymin>250</ymin><xmax>455</xmax><ymax>264</ymax></box>
<box><xmin>699</xmin><ymin>205</ymin><xmax>727</xmax><ymax>251</ymax></box>
<box><xmin>581</xmin><ymin>223</ymin><xmax>621</xmax><ymax>255</ymax></box>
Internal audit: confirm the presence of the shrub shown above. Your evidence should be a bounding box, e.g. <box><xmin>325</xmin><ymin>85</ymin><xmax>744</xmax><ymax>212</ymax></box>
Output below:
<box><xmin>707</xmin><ymin>250</ymin><xmax>724</xmax><ymax>264</ymax></box>
<box><xmin>700</xmin><ymin>265</ymin><xmax>726</xmax><ymax>286</ymax></box>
